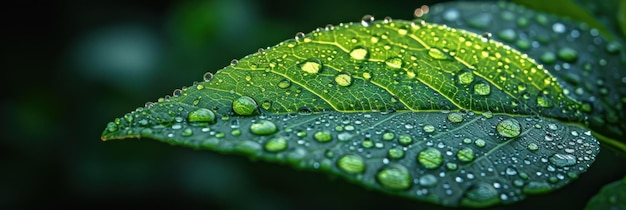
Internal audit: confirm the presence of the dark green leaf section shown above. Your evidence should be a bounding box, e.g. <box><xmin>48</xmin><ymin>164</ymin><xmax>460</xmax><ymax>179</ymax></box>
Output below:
<box><xmin>102</xmin><ymin>18</ymin><xmax>600</xmax><ymax>207</ymax></box>
<box><xmin>102</xmin><ymin>102</ymin><xmax>599</xmax><ymax>208</ymax></box>
<box><xmin>424</xmin><ymin>1</ymin><xmax>626</xmax><ymax>154</ymax></box>
<box><xmin>585</xmin><ymin>177</ymin><xmax>626</xmax><ymax>210</ymax></box>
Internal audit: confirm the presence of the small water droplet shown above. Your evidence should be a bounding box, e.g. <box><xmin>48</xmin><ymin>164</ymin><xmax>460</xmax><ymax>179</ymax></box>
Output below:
<box><xmin>264</xmin><ymin>136</ymin><xmax>288</xmax><ymax>152</ymax></box>
<box><xmin>350</xmin><ymin>46</ymin><xmax>369</xmax><ymax>60</ymax></box>
<box><xmin>294</xmin><ymin>32</ymin><xmax>305</xmax><ymax>41</ymax></box>
<box><xmin>230</xmin><ymin>59</ymin><xmax>239</xmax><ymax>66</ymax></box>
<box><xmin>447</xmin><ymin>112</ymin><xmax>464</xmax><ymax>123</ymax></box>
<box><xmin>457</xmin><ymin>147</ymin><xmax>475</xmax><ymax>162</ymax></box>
<box><xmin>382</xmin><ymin>132</ymin><xmax>395</xmax><ymax>141</ymax></box>
<box><xmin>528</xmin><ymin>143</ymin><xmax>539</xmax><ymax>151</ymax></box>
<box><xmin>427</xmin><ymin>48</ymin><xmax>450</xmax><ymax>60</ymax></box>
<box><xmin>458</xmin><ymin>71</ymin><xmax>475</xmax><ymax>85</ymax></box>
<box><xmin>418</xmin><ymin>148</ymin><xmax>443</xmax><ymax>169</ymax></box>
<box><xmin>383</xmin><ymin>16</ymin><xmax>393</xmax><ymax>23</ymax></box>
<box><xmin>361</xmin><ymin>15</ymin><xmax>374</xmax><ymax>27</ymax></box>
<box><xmin>398</xmin><ymin>134</ymin><xmax>413</xmax><ymax>146</ymax></box>
<box><xmin>335</xmin><ymin>73</ymin><xmax>353</xmax><ymax>87</ymax></box>
<box><xmin>423</xmin><ymin>125</ymin><xmax>435</xmax><ymax>133</ymax></box>
<box><xmin>278</xmin><ymin>79</ymin><xmax>292</xmax><ymax>89</ymax></box>
<box><xmin>462</xmin><ymin>183</ymin><xmax>498</xmax><ymax>206</ymax></box>
<box><xmin>172</xmin><ymin>89</ymin><xmax>182</xmax><ymax>97</ymax></box>
<box><xmin>419</xmin><ymin>174</ymin><xmax>438</xmax><ymax>187</ymax></box>
<box><xmin>250</xmin><ymin>120</ymin><xmax>278</xmax><ymax>135</ymax></box>
<box><xmin>388</xmin><ymin>147</ymin><xmax>405</xmax><ymax>159</ymax></box>
<box><xmin>549</xmin><ymin>153</ymin><xmax>577</xmax><ymax>167</ymax></box>
<box><xmin>300</xmin><ymin>58</ymin><xmax>323</xmax><ymax>74</ymax></box>
<box><xmin>473</xmin><ymin>82</ymin><xmax>491</xmax><ymax>96</ymax></box>
<box><xmin>232</xmin><ymin>96</ymin><xmax>258</xmax><ymax>116</ymax></box>
<box><xmin>181</xmin><ymin>128</ymin><xmax>193</xmax><ymax>136</ymax></box>
<box><xmin>203</xmin><ymin>72</ymin><xmax>214</xmax><ymax>82</ymax></box>
<box><xmin>337</xmin><ymin>154</ymin><xmax>365</xmax><ymax>174</ymax></box>
<box><xmin>385</xmin><ymin>57</ymin><xmax>403</xmax><ymax>69</ymax></box>
<box><xmin>496</xmin><ymin>118</ymin><xmax>522</xmax><ymax>138</ymax></box>
<box><xmin>474</xmin><ymin>139</ymin><xmax>486</xmax><ymax>147</ymax></box>
<box><xmin>557</xmin><ymin>47</ymin><xmax>578</xmax><ymax>62</ymax></box>
<box><xmin>188</xmin><ymin>108</ymin><xmax>216</xmax><ymax>124</ymax></box>
<box><xmin>376</xmin><ymin>164</ymin><xmax>412</xmax><ymax>190</ymax></box>
<box><xmin>314</xmin><ymin>131</ymin><xmax>333</xmax><ymax>142</ymax></box>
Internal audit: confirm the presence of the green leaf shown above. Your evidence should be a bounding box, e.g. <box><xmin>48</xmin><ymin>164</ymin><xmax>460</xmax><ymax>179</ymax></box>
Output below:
<box><xmin>102</xmin><ymin>17</ymin><xmax>600</xmax><ymax>207</ymax></box>
<box><xmin>424</xmin><ymin>1</ymin><xmax>626</xmax><ymax>155</ymax></box>
<box><xmin>585</xmin><ymin>177</ymin><xmax>626</xmax><ymax>210</ymax></box>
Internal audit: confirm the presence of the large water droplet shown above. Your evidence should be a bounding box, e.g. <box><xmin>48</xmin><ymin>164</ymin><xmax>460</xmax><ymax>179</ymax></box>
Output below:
<box><xmin>300</xmin><ymin>58</ymin><xmax>323</xmax><ymax>74</ymax></box>
<box><xmin>232</xmin><ymin>96</ymin><xmax>258</xmax><ymax>116</ymax></box>
<box><xmin>388</xmin><ymin>147</ymin><xmax>405</xmax><ymax>159</ymax></box>
<box><xmin>496</xmin><ymin>118</ymin><xmax>522</xmax><ymax>138</ymax></box>
<box><xmin>461</xmin><ymin>183</ymin><xmax>499</xmax><ymax>207</ymax></box>
<box><xmin>361</xmin><ymin>15</ymin><xmax>374</xmax><ymax>27</ymax></box>
<box><xmin>428</xmin><ymin>48</ymin><xmax>450</xmax><ymax>60</ymax></box>
<box><xmin>385</xmin><ymin>57</ymin><xmax>403</xmax><ymax>69</ymax></box>
<box><xmin>278</xmin><ymin>79</ymin><xmax>292</xmax><ymax>89</ymax></box>
<box><xmin>418</xmin><ymin>148</ymin><xmax>443</xmax><ymax>169</ymax></box>
<box><xmin>458</xmin><ymin>71</ymin><xmax>475</xmax><ymax>85</ymax></box>
<box><xmin>457</xmin><ymin>147</ymin><xmax>475</xmax><ymax>162</ymax></box>
<box><xmin>473</xmin><ymin>82</ymin><xmax>491</xmax><ymax>96</ymax></box>
<box><xmin>350</xmin><ymin>46</ymin><xmax>369</xmax><ymax>60</ymax></box>
<box><xmin>187</xmin><ymin>108</ymin><xmax>216</xmax><ymax>124</ymax></box>
<box><xmin>314</xmin><ymin>131</ymin><xmax>333</xmax><ymax>142</ymax></box>
<box><xmin>335</xmin><ymin>73</ymin><xmax>353</xmax><ymax>87</ymax></box>
<box><xmin>337</xmin><ymin>154</ymin><xmax>365</xmax><ymax>174</ymax></box>
<box><xmin>376</xmin><ymin>164</ymin><xmax>412</xmax><ymax>190</ymax></box>
<box><xmin>250</xmin><ymin>120</ymin><xmax>278</xmax><ymax>135</ymax></box>
<box><xmin>265</xmin><ymin>136</ymin><xmax>288</xmax><ymax>152</ymax></box>
<box><xmin>398</xmin><ymin>134</ymin><xmax>413</xmax><ymax>146</ymax></box>
<box><xmin>549</xmin><ymin>153</ymin><xmax>577</xmax><ymax>167</ymax></box>
<box><xmin>447</xmin><ymin>112</ymin><xmax>464</xmax><ymax>123</ymax></box>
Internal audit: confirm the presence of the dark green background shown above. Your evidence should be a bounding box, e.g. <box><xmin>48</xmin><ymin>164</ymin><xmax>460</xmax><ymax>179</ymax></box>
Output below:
<box><xmin>3</xmin><ymin>0</ymin><xmax>625</xmax><ymax>209</ymax></box>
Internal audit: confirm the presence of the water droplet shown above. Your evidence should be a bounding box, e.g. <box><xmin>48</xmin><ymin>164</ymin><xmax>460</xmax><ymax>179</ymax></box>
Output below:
<box><xmin>474</xmin><ymin>139</ymin><xmax>486</xmax><ymax>147</ymax></box>
<box><xmin>382</xmin><ymin>132</ymin><xmax>395</xmax><ymax>141</ymax></box>
<box><xmin>423</xmin><ymin>125</ymin><xmax>435</xmax><ymax>133</ymax></box>
<box><xmin>398</xmin><ymin>134</ymin><xmax>413</xmax><ymax>146</ymax></box>
<box><xmin>552</xmin><ymin>22</ymin><xmax>566</xmax><ymax>33</ymax></box>
<box><xmin>350</xmin><ymin>46</ymin><xmax>369</xmax><ymax>60</ymax></box>
<box><xmin>527</xmin><ymin>143</ymin><xmax>539</xmax><ymax>151</ymax></box>
<box><xmin>481</xmin><ymin>32</ymin><xmax>492</xmax><ymax>40</ymax></box>
<box><xmin>418</xmin><ymin>148</ymin><xmax>443</xmax><ymax>169</ymax></box>
<box><xmin>497</xmin><ymin>29</ymin><xmax>516</xmax><ymax>42</ymax></box>
<box><xmin>427</xmin><ymin>48</ymin><xmax>449</xmax><ymax>60</ymax></box>
<box><xmin>539</xmin><ymin>52</ymin><xmax>556</xmax><ymax>64</ymax></box>
<box><xmin>250</xmin><ymin>120</ymin><xmax>278</xmax><ymax>135</ymax></box>
<box><xmin>482</xmin><ymin>111</ymin><xmax>493</xmax><ymax>119</ymax></box>
<box><xmin>335</xmin><ymin>73</ymin><xmax>353</xmax><ymax>87</ymax></box>
<box><xmin>203</xmin><ymin>72</ymin><xmax>214</xmax><ymax>82</ymax></box>
<box><xmin>447</xmin><ymin>112</ymin><xmax>464</xmax><ymax>123</ymax></box>
<box><xmin>461</xmin><ymin>183</ymin><xmax>499</xmax><ymax>207</ymax></box>
<box><xmin>187</xmin><ymin>108</ymin><xmax>216</xmax><ymax>124</ymax></box>
<box><xmin>496</xmin><ymin>118</ymin><xmax>522</xmax><ymax>138</ymax></box>
<box><xmin>557</xmin><ymin>47</ymin><xmax>578</xmax><ymax>62</ymax></box>
<box><xmin>337</xmin><ymin>154</ymin><xmax>365</xmax><ymax>174</ymax></box>
<box><xmin>337</xmin><ymin>132</ymin><xmax>353</xmax><ymax>141</ymax></box>
<box><xmin>443</xmin><ymin>8</ymin><xmax>460</xmax><ymax>21</ymax></box>
<box><xmin>361</xmin><ymin>15</ymin><xmax>374</xmax><ymax>27</ymax></box>
<box><xmin>473</xmin><ymin>82</ymin><xmax>491</xmax><ymax>96</ymax></box>
<box><xmin>419</xmin><ymin>174</ymin><xmax>438</xmax><ymax>187</ymax></box>
<box><xmin>261</xmin><ymin>100</ymin><xmax>272</xmax><ymax>110</ymax></box>
<box><xmin>385</xmin><ymin>57</ymin><xmax>403</xmax><ymax>69</ymax></box>
<box><xmin>278</xmin><ymin>79</ymin><xmax>292</xmax><ymax>89</ymax></box>
<box><xmin>300</xmin><ymin>58</ymin><xmax>323</xmax><ymax>74</ymax></box>
<box><xmin>457</xmin><ymin>147</ymin><xmax>475</xmax><ymax>162</ymax></box>
<box><xmin>447</xmin><ymin>163</ymin><xmax>458</xmax><ymax>171</ymax></box>
<box><xmin>314</xmin><ymin>131</ymin><xmax>333</xmax><ymax>142</ymax></box>
<box><xmin>265</xmin><ymin>136</ymin><xmax>288</xmax><ymax>152</ymax></box>
<box><xmin>294</xmin><ymin>32</ymin><xmax>305</xmax><ymax>41</ymax></box>
<box><xmin>172</xmin><ymin>89</ymin><xmax>182</xmax><ymax>97</ymax></box>
<box><xmin>606</xmin><ymin>42</ymin><xmax>622</xmax><ymax>54</ymax></box>
<box><xmin>506</xmin><ymin>167</ymin><xmax>518</xmax><ymax>175</ymax></box>
<box><xmin>549</xmin><ymin>153</ymin><xmax>577</xmax><ymax>167</ymax></box>
<box><xmin>230</xmin><ymin>59</ymin><xmax>239</xmax><ymax>66</ymax></box>
<box><xmin>232</xmin><ymin>96</ymin><xmax>258</xmax><ymax>116</ymax></box>
<box><xmin>388</xmin><ymin>147</ymin><xmax>404</xmax><ymax>159</ymax></box>
<box><xmin>458</xmin><ymin>71</ymin><xmax>475</xmax><ymax>85</ymax></box>
<box><xmin>376</xmin><ymin>164</ymin><xmax>412</xmax><ymax>190</ymax></box>
<box><xmin>536</xmin><ymin>94</ymin><xmax>553</xmax><ymax>108</ymax></box>
<box><xmin>383</xmin><ymin>16</ymin><xmax>393</xmax><ymax>23</ymax></box>
<box><xmin>181</xmin><ymin>128</ymin><xmax>193</xmax><ymax>136</ymax></box>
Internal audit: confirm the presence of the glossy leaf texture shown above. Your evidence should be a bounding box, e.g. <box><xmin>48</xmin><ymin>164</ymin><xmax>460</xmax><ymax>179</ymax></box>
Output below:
<box><xmin>585</xmin><ymin>176</ymin><xmax>626</xmax><ymax>210</ymax></box>
<box><xmin>424</xmin><ymin>1</ymin><xmax>626</xmax><ymax>154</ymax></box>
<box><xmin>102</xmin><ymin>17</ymin><xmax>600</xmax><ymax>207</ymax></box>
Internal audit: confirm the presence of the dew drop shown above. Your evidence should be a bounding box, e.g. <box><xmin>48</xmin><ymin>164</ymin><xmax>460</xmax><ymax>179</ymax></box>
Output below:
<box><xmin>232</xmin><ymin>96</ymin><xmax>258</xmax><ymax>116</ymax></box>
<box><xmin>335</xmin><ymin>73</ymin><xmax>353</xmax><ymax>87</ymax></box>
<box><xmin>203</xmin><ymin>72</ymin><xmax>214</xmax><ymax>82</ymax></box>
<box><xmin>181</xmin><ymin>128</ymin><xmax>193</xmax><ymax>137</ymax></box>
<box><xmin>265</xmin><ymin>136</ymin><xmax>288</xmax><ymax>152</ymax></box>
<box><xmin>557</xmin><ymin>47</ymin><xmax>578</xmax><ymax>62</ymax></box>
<box><xmin>418</xmin><ymin>148</ymin><xmax>443</xmax><ymax>169</ymax></box>
<box><xmin>497</xmin><ymin>29</ymin><xmax>516</xmax><ymax>42</ymax></box>
<box><xmin>398</xmin><ymin>134</ymin><xmax>413</xmax><ymax>146</ymax></box>
<box><xmin>294</xmin><ymin>32</ymin><xmax>305</xmax><ymax>41</ymax></box>
<box><xmin>261</xmin><ymin>100</ymin><xmax>272</xmax><ymax>110</ymax></box>
<box><xmin>361</xmin><ymin>15</ymin><xmax>374</xmax><ymax>27</ymax></box>
<box><xmin>549</xmin><ymin>153</ymin><xmax>577</xmax><ymax>167</ymax></box>
<box><xmin>314</xmin><ymin>131</ymin><xmax>333</xmax><ymax>142</ymax></box>
<box><xmin>300</xmin><ymin>58</ymin><xmax>323</xmax><ymax>74</ymax></box>
<box><xmin>383</xmin><ymin>16</ymin><xmax>393</xmax><ymax>23</ymax></box>
<box><xmin>385</xmin><ymin>57</ymin><xmax>403</xmax><ymax>69</ymax></box>
<box><xmin>388</xmin><ymin>147</ymin><xmax>405</xmax><ymax>159</ymax></box>
<box><xmin>419</xmin><ymin>174</ymin><xmax>438</xmax><ymax>187</ymax></box>
<box><xmin>458</xmin><ymin>71</ymin><xmax>475</xmax><ymax>85</ymax></box>
<box><xmin>376</xmin><ymin>164</ymin><xmax>412</xmax><ymax>190</ymax></box>
<box><xmin>337</xmin><ymin>154</ymin><xmax>365</xmax><ymax>174</ymax></box>
<box><xmin>230</xmin><ymin>59</ymin><xmax>239</xmax><ymax>66</ymax></box>
<box><xmin>447</xmin><ymin>112</ymin><xmax>464</xmax><ymax>123</ymax></box>
<box><xmin>528</xmin><ymin>143</ymin><xmax>539</xmax><ymax>151</ymax></box>
<box><xmin>473</xmin><ymin>82</ymin><xmax>491</xmax><ymax>96</ymax></box>
<box><xmin>461</xmin><ymin>183</ymin><xmax>499</xmax><ymax>207</ymax></box>
<box><xmin>423</xmin><ymin>125</ymin><xmax>435</xmax><ymax>133</ymax></box>
<box><xmin>457</xmin><ymin>147</ymin><xmax>475</xmax><ymax>162</ymax></box>
<box><xmin>350</xmin><ymin>46</ymin><xmax>369</xmax><ymax>60</ymax></box>
<box><xmin>474</xmin><ymin>139</ymin><xmax>486</xmax><ymax>147</ymax></box>
<box><xmin>427</xmin><ymin>48</ymin><xmax>450</xmax><ymax>60</ymax></box>
<box><xmin>187</xmin><ymin>108</ymin><xmax>216</xmax><ymax>124</ymax></box>
<box><xmin>496</xmin><ymin>118</ymin><xmax>522</xmax><ymax>138</ymax></box>
<box><xmin>278</xmin><ymin>79</ymin><xmax>292</xmax><ymax>89</ymax></box>
<box><xmin>382</xmin><ymin>132</ymin><xmax>395</xmax><ymax>141</ymax></box>
<box><xmin>250</xmin><ymin>120</ymin><xmax>278</xmax><ymax>135</ymax></box>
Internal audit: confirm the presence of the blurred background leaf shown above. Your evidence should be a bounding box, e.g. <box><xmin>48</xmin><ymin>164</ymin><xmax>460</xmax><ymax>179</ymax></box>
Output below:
<box><xmin>3</xmin><ymin>0</ymin><xmax>626</xmax><ymax>209</ymax></box>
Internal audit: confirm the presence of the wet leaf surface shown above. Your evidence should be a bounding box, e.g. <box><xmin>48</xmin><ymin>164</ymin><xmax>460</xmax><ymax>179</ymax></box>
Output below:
<box><xmin>103</xmin><ymin>12</ymin><xmax>601</xmax><ymax>208</ymax></box>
